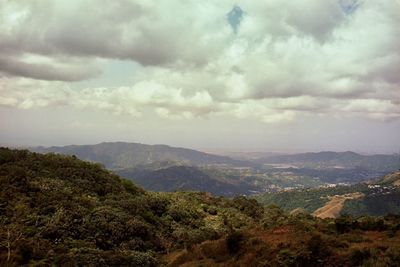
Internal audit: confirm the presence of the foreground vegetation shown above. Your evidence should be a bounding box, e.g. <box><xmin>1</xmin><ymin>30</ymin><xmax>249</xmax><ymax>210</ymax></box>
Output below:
<box><xmin>1</xmin><ymin>148</ymin><xmax>400</xmax><ymax>266</ymax></box>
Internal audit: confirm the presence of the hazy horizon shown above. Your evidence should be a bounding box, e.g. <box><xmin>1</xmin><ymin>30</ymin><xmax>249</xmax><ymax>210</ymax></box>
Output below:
<box><xmin>1</xmin><ymin>140</ymin><xmax>398</xmax><ymax>156</ymax></box>
<box><xmin>1</xmin><ymin>1</ymin><xmax>399</xmax><ymax>154</ymax></box>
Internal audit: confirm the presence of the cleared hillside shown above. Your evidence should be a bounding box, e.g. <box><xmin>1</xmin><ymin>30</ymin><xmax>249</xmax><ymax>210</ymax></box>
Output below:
<box><xmin>255</xmin><ymin>172</ymin><xmax>400</xmax><ymax>217</ymax></box>
<box><xmin>312</xmin><ymin>192</ymin><xmax>364</xmax><ymax>219</ymax></box>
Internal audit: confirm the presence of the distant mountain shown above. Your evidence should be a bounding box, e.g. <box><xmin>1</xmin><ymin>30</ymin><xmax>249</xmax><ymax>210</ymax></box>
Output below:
<box><xmin>31</xmin><ymin>142</ymin><xmax>252</xmax><ymax>169</ymax></box>
<box><xmin>117</xmin><ymin>165</ymin><xmax>257</xmax><ymax>196</ymax></box>
<box><xmin>255</xmin><ymin>171</ymin><xmax>400</xmax><ymax>217</ymax></box>
<box><xmin>3</xmin><ymin>148</ymin><xmax>400</xmax><ymax>266</ymax></box>
<box><xmin>0</xmin><ymin>147</ymin><xmax>264</xmax><ymax>265</ymax></box>
<box><xmin>259</xmin><ymin>151</ymin><xmax>399</xmax><ymax>172</ymax></box>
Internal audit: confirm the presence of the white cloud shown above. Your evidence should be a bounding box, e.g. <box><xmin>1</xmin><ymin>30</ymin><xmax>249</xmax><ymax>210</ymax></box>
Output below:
<box><xmin>0</xmin><ymin>0</ymin><xmax>399</xmax><ymax>123</ymax></box>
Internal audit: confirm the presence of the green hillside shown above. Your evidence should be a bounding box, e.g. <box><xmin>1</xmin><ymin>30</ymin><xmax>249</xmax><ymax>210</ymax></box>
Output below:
<box><xmin>31</xmin><ymin>142</ymin><xmax>251</xmax><ymax>169</ymax></box>
<box><xmin>116</xmin><ymin>165</ymin><xmax>257</xmax><ymax>196</ymax></box>
<box><xmin>31</xmin><ymin>144</ymin><xmax>397</xmax><ymax>196</ymax></box>
<box><xmin>2</xmin><ymin>148</ymin><xmax>400</xmax><ymax>266</ymax></box>
<box><xmin>255</xmin><ymin>172</ymin><xmax>400</xmax><ymax>217</ymax></box>
<box><xmin>0</xmin><ymin>148</ymin><xmax>263</xmax><ymax>265</ymax></box>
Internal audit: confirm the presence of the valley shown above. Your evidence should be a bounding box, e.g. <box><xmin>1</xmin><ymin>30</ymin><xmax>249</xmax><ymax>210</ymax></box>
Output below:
<box><xmin>1</xmin><ymin>148</ymin><xmax>400</xmax><ymax>266</ymax></box>
<box><xmin>28</xmin><ymin>142</ymin><xmax>400</xmax><ymax>219</ymax></box>
<box><xmin>255</xmin><ymin>171</ymin><xmax>400</xmax><ymax>217</ymax></box>
<box><xmin>31</xmin><ymin>142</ymin><xmax>399</xmax><ymax>198</ymax></box>
<box><xmin>3</xmin><ymin>1</ymin><xmax>399</xmax><ymax>265</ymax></box>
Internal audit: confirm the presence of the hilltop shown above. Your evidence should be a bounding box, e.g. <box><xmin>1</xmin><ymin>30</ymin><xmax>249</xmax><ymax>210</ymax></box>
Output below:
<box><xmin>29</xmin><ymin>144</ymin><xmax>398</xmax><ymax>196</ymax></box>
<box><xmin>31</xmin><ymin>142</ymin><xmax>260</xmax><ymax>196</ymax></box>
<box><xmin>1</xmin><ymin>148</ymin><xmax>400</xmax><ymax>266</ymax></box>
<box><xmin>376</xmin><ymin>171</ymin><xmax>400</xmax><ymax>187</ymax></box>
<box><xmin>31</xmin><ymin>142</ymin><xmax>251</xmax><ymax>169</ymax></box>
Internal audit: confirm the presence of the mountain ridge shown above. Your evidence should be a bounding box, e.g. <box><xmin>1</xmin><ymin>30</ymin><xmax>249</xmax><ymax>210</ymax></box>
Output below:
<box><xmin>31</xmin><ymin>142</ymin><xmax>254</xmax><ymax>169</ymax></box>
<box><xmin>116</xmin><ymin>165</ymin><xmax>257</xmax><ymax>196</ymax></box>
<box><xmin>2</xmin><ymin>148</ymin><xmax>400</xmax><ymax>266</ymax></box>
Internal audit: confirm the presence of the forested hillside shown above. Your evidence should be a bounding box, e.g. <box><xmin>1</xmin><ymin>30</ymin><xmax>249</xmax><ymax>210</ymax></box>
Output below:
<box><xmin>31</xmin><ymin>143</ymin><xmax>398</xmax><ymax>196</ymax></box>
<box><xmin>255</xmin><ymin>172</ymin><xmax>400</xmax><ymax>217</ymax></box>
<box><xmin>31</xmin><ymin>142</ymin><xmax>251</xmax><ymax>169</ymax></box>
<box><xmin>1</xmin><ymin>148</ymin><xmax>400</xmax><ymax>266</ymax></box>
<box><xmin>116</xmin><ymin>165</ymin><xmax>257</xmax><ymax>196</ymax></box>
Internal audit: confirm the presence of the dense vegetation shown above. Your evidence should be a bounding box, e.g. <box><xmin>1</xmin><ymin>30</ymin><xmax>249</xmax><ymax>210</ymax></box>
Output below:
<box><xmin>255</xmin><ymin>172</ymin><xmax>400</xmax><ymax>217</ymax></box>
<box><xmin>31</xmin><ymin>143</ymin><xmax>398</xmax><ymax>197</ymax></box>
<box><xmin>117</xmin><ymin>165</ymin><xmax>257</xmax><ymax>196</ymax></box>
<box><xmin>31</xmin><ymin>142</ymin><xmax>251</xmax><ymax>169</ymax></box>
<box><xmin>1</xmin><ymin>148</ymin><xmax>400</xmax><ymax>266</ymax></box>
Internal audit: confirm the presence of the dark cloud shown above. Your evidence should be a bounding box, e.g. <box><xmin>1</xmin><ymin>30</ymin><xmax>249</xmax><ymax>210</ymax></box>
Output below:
<box><xmin>0</xmin><ymin>0</ymin><xmax>399</xmax><ymax>122</ymax></box>
<box><xmin>0</xmin><ymin>56</ymin><xmax>100</xmax><ymax>81</ymax></box>
<box><xmin>0</xmin><ymin>0</ymin><xmax>228</xmax><ymax>79</ymax></box>
<box><xmin>361</xmin><ymin>56</ymin><xmax>400</xmax><ymax>84</ymax></box>
<box><xmin>285</xmin><ymin>1</ymin><xmax>345</xmax><ymax>41</ymax></box>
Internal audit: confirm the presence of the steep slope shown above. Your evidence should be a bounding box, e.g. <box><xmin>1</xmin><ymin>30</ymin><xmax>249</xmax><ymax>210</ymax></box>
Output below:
<box><xmin>255</xmin><ymin>172</ymin><xmax>400</xmax><ymax>217</ymax></box>
<box><xmin>31</xmin><ymin>143</ymin><xmax>260</xmax><ymax>196</ymax></box>
<box><xmin>1</xmin><ymin>148</ymin><xmax>400</xmax><ymax>266</ymax></box>
<box><xmin>312</xmin><ymin>192</ymin><xmax>364</xmax><ymax>219</ymax></box>
<box><xmin>31</xmin><ymin>142</ymin><xmax>251</xmax><ymax>169</ymax></box>
<box><xmin>116</xmin><ymin>165</ymin><xmax>257</xmax><ymax>196</ymax></box>
<box><xmin>0</xmin><ymin>148</ymin><xmax>262</xmax><ymax>265</ymax></box>
<box><xmin>376</xmin><ymin>171</ymin><xmax>400</xmax><ymax>186</ymax></box>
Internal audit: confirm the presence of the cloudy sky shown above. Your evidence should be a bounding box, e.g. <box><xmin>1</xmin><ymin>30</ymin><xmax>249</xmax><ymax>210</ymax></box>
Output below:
<box><xmin>0</xmin><ymin>0</ymin><xmax>399</xmax><ymax>153</ymax></box>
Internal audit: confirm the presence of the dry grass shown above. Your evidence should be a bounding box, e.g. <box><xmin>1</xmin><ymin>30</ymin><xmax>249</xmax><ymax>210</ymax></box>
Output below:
<box><xmin>313</xmin><ymin>192</ymin><xmax>364</xmax><ymax>219</ymax></box>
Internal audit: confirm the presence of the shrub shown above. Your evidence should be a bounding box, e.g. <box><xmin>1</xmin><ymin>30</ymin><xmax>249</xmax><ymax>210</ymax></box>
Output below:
<box><xmin>348</xmin><ymin>248</ymin><xmax>371</xmax><ymax>266</ymax></box>
<box><xmin>226</xmin><ymin>231</ymin><xmax>244</xmax><ymax>255</ymax></box>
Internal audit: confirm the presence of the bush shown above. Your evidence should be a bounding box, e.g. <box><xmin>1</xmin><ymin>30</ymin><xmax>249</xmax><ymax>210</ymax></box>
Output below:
<box><xmin>335</xmin><ymin>216</ymin><xmax>354</xmax><ymax>234</ymax></box>
<box><xmin>232</xmin><ymin>196</ymin><xmax>264</xmax><ymax>219</ymax></box>
<box><xmin>226</xmin><ymin>231</ymin><xmax>244</xmax><ymax>255</ymax></box>
<box><xmin>348</xmin><ymin>248</ymin><xmax>371</xmax><ymax>266</ymax></box>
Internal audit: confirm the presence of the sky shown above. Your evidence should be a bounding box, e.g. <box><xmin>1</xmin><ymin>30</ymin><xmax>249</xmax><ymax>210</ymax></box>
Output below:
<box><xmin>0</xmin><ymin>0</ymin><xmax>399</xmax><ymax>153</ymax></box>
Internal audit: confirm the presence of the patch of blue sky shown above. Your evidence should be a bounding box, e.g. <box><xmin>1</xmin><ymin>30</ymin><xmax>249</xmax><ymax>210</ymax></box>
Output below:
<box><xmin>339</xmin><ymin>0</ymin><xmax>361</xmax><ymax>15</ymax></box>
<box><xmin>227</xmin><ymin>5</ymin><xmax>243</xmax><ymax>34</ymax></box>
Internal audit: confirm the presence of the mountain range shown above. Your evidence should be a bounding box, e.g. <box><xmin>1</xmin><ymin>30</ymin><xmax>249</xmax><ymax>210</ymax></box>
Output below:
<box><xmin>29</xmin><ymin>142</ymin><xmax>399</xmax><ymax>197</ymax></box>
<box><xmin>31</xmin><ymin>142</ymin><xmax>261</xmax><ymax>196</ymax></box>
<box><xmin>2</xmin><ymin>148</ymin><xmax>400</xmax><ymax>266</ymax></box>
<box><xmin>116</xmin><ymin>165</ymin><xmax>257</xmax><ymax>196</ymax></box>
<box><xmin>31</xmin><ymin>142</ymin><xmax>250</xmax><ymax>169</ymax></box>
